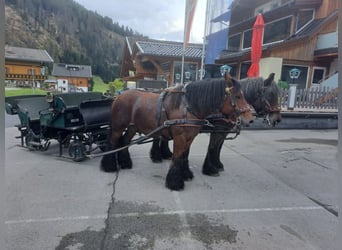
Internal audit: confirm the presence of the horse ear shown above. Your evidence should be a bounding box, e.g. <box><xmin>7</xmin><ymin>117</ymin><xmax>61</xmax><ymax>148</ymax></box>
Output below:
<box><xmin>224</xmin><ymin>73</ymin><xmax>234</xmax><ymax>87</ymax></box>
<box><xmin>264</xmin><ymin>73</ymin><xmax>275</xmax><ymax>86</ymax></box>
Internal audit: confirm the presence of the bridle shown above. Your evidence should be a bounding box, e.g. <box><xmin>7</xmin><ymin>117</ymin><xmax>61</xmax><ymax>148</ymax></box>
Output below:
<box><xmin>224</xmin><ymin>84</ymin><xmax>251</xmax><ymax>118</ymax></box>
<box><xmin>253</xmin><ymin>85</ymin><xmax>281</xmax><ymax>117</ymax></box>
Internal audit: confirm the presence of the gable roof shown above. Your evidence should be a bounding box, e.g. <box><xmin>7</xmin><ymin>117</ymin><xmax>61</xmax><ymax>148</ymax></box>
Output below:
<box><xmin>52</xmin><ymin>63</ymin><xmax>92</xmax><ymax>78</ymax></box>
<box><xmin>5</xmin><ymin>45</ymin><xmax>54</xmax><ymax>63</ymax></box>
<box><xmin>134</xmin><ymin>40</ymin><xmax>203</xmax><ymax>59</ymax></box>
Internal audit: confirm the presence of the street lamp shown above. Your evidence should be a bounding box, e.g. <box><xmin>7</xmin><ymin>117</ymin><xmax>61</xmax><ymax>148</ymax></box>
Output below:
<box><xmin>287</xmin><ymin>68</ymin><xmax>301</xmax><ymax>110</ymax></box>
<box><xmin>220</xmin><ymin>64</ymin><xmax>232</xmax><ymax>77</ymax></box>
<box><xmin>289</xmin><ymin>68</ymin><xmax>301</xmax><ymax>85</ymax></box>
<box><xmin>185</xmin><ymin>71</ymin><xmax>191</xmax><ymax>81</ymax></box>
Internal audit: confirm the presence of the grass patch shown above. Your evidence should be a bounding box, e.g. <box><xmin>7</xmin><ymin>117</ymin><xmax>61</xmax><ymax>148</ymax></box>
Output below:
<box><xmin>5</xmin><ymin>76</ymin><xmax>109</xmax><ymax>97</ymax></box>
<box><xmin>92</xmin><ymin>76</ymin><xmax>109</xmax><ymax>93</ymax></box>
<box><xmin>5</xmin><ymin>88</ymin><xmax>47</xmax><ymax>97</ymax></box>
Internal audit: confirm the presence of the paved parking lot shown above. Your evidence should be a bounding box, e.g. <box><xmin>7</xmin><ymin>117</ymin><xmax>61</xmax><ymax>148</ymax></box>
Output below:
<box><xmin>5</xmin><ymin>127</ymin><xmax>338</xmax><ymax>249</ymax></box>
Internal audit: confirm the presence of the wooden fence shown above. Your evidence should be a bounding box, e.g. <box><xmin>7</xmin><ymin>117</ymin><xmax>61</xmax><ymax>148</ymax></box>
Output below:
<box><xmin>279</xmin><ymin>87</ymin><xmax>338</xmax><ymax>111</ymax></box>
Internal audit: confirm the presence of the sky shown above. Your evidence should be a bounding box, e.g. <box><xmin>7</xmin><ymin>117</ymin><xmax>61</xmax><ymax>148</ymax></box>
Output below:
<box><xmin>74</xmin><ymin>0</ymin><xmax>206</xmax><ymax>43</ymax></box>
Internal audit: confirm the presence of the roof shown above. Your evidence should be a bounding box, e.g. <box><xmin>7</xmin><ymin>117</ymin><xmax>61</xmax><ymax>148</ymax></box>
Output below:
<box><xmin>52</xmin><ymin>63</ymin><xmax>92</xmax><ymax>78</ymax></box>
<box><xmin>5</xmin><ymin>45</ymin><xmax>54</xmax><ymax>63</ymax></box>
<box><xmin>135</xmin><ymin>40</ymin><xmax>203</xmax><ymax>59</ymax></box>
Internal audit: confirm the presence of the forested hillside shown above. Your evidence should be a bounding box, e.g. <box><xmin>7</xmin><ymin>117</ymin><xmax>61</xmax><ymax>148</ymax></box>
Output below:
<box><xmin>5</xmin><ymin>0</ymin><xmax>146</xmax><ymax>82</ymax></box>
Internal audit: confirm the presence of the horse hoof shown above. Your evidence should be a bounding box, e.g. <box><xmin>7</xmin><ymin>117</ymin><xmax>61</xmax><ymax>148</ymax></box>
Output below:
<box><xmin>166</xmin><ymin>169</ymin><xmax>185</xmax><ymax>190</ymax></box>
<box><xmin>202</xmin><ymin>168</ymin><xmax>220</xmax><ymax>177</ymax></box>
<box><xmin>182</xmin><ymin>169</ymin><xmax>194</xmax><ymax>181</ymax></box>
<box><xmin>166</xmin><ymin>181</ymin><xmax>184</xmax><ymax>191</ymax></box>
<box><xmin>118</xmin><ymin>158</ymin><xmax>132</xmax><ymax>169</ymax></box>
<box><xmin>151</xmin><ymin>158</ymin><xmax>163</xmax><ymax>163</ymax></box>
<box><xmin>162</xmin><ymin>152</ymin><xmax>173</xmax><ymax>160</ymax></box>
<box><xmin>100</xmin><ymin>155</ymin><xmax>117</xmax><ymax>172</ymax></box>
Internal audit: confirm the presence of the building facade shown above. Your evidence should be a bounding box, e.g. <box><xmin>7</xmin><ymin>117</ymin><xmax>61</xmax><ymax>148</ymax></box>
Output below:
<box><xmin>215</xmin><ymin>0</ymin><xmax>338</xmax><ymax>89</ymax></box>
<box><xmin>121</xmin><ymin>37</ymin><xmax>203</xmax><ymax>88</ymax></box>
<box><xmin>5</xmin><ymin>45</ymin><xmax>54</xmax><ymax>88</ymax></box>
<box><xmin>51</xmin><ymin>63</ymin><xmax>92</xmax><ymax>92</ymax></box>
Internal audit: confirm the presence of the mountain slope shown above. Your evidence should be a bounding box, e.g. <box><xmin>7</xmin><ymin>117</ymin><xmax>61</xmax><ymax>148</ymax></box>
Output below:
<box><xmin>5</xmin><ymin>0</ymin><xmax>145</xmax><ymax>82</ymax></box>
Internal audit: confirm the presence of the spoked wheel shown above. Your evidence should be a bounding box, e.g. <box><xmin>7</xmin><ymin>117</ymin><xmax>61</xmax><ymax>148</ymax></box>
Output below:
<box><xmin>68</xmin><ymin>142</ymin><xmax>86</xmax><ymax>162</ymax></box>
<box><xmin>25</xmin><ymin>131</ymin><xmax>41</xmax><ymax>150</ymax></box>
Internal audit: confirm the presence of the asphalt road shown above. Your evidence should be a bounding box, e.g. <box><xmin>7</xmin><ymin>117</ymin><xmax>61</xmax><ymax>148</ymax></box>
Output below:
<box><xmin>5</xmin><ymin>127</ymin><xmax>338</xmax><ymax>249</ymax></box>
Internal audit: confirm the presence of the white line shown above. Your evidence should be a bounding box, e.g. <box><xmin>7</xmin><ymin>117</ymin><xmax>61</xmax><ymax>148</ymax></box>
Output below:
<box><xmin>172</xmin><ymin>191</ymin><xmax>195</xmax><ymax>249</ymax></box>
<box><xmin>6</xmin><ymin>214</ymin><xmax>107</xmax><ymax>225</ymax></box>
<box><xmin>5</xmin><ymin>206</ymin><xmax>325</xmax><ymax>225</ymax></box>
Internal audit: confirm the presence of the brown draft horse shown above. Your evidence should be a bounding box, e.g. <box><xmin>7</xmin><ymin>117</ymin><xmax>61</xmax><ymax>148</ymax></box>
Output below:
<box><xmin>151</xmin><ymin>73</ymin><xmax>282</xmax><ymax>177</ymax></box>
<box><xmin>100</xmin><ymin>77</ymin><xmax>255</xmax><ymax>190</ymax></box>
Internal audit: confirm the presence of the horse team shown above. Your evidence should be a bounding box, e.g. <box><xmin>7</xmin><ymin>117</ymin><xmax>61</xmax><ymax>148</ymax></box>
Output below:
<box><xmin>100</xmin><ymin>71</ymin><xmax>282</xmax><ymax>191</ymax></box>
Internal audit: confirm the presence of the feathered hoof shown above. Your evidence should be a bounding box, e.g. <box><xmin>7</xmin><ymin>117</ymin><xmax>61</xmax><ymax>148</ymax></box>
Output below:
<box><xmin>161</xmin><ymin>151</ymin><xmax>173</xmax><ymax>160</ymax></box>
<box><xmin>119</xmin><ymin>156</ymin><xmax>132</xmax><ymax>169</ymax></box>
<box><xmin>150</xmin><ymin>155</ymin><xmax>163</xmax><ymax>163</ymax></box>
<box><xmin>100</xmin><ymin>154</ymin><xmax>117</xmax><ymax>172</ymax></box>
<box><xmin>217</xmin><ymin>165</ymin><xmax>225</xmax><ymax>172</ymax></box>
<box><xmin>202</xmin><ymin>163</ymin><xmax>220</xmax><ymax>177</ymax></box>
<box><xmin>166</xmin><ymin>168</ymin><xmax>185</xmax><ymax>191</ymax></box>
<box><xmin>150</xmin><ymin>151</ymin><xmax>163</xmax><ymax>163</ymax></box>
<box><xmin>182</xmin><ymin>168</ymin><xmax>194</xmax><ymax>181</ymax></box>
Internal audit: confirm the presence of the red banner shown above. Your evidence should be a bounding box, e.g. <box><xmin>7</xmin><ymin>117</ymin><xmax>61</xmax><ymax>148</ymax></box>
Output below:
<box><xmin>184</xmin><ymin>0</ymin><xmax>198</xmax><ymax>47</ymax></box>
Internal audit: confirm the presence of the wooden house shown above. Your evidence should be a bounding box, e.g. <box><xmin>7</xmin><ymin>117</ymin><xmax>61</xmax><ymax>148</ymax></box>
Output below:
<box><xmin>51</xmin><ymin>63</ymin><xmax>92</xmax><ymax>92</ymax></box>
<box><xmin>121</xmin><ymin>37</ymin><xmax>203</xmax><ymax>88</ymax></box>
<box><xmin>5</xmin><ymin>45</ymin><xmax>54</xmax><ymax>88</ymax></box>
<box><xmin>215</xmin><ymin>0</ymin><xmax>338</xmax><ymax>89</ymax></box>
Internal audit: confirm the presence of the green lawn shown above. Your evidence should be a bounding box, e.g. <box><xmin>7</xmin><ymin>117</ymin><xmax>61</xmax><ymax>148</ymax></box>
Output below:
<box><xmin>5</xmin><ymin>76</ymin><xmax>109</xmax><ymax>97</ymax></box>
<box><xmin>5</xmin><ymin>88</ymin><xmax>47</xmax><ymax>97</ymax></box>
<box><xmin>92</xmin><ymin>76</ymin><xmax>109</xmax><ymax>93</ymax></box>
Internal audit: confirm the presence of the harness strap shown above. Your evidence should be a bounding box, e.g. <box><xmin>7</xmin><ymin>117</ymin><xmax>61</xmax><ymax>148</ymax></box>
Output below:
<box><xmin>156</xmin><ymin>91</ymin><xmax>167</xmax><ymax>126</ymax></box>
<box><xmin>164</xmin><ymin>119</ymin><xmax>207</xmax><ymax>127</ymax></box>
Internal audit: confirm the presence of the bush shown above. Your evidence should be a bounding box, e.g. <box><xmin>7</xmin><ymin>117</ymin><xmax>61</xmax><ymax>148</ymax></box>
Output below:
<box><xmin>277</xmin><ymin>80</ymin><xmax>289</xmax><ymax>89</ymax></box>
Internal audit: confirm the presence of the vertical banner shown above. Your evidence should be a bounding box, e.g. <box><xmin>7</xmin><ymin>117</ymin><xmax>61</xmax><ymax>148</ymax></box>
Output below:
<box><xmin>181</xmin><ymin>0</ymin><xmax>198</xmax><ymax>84</ymax></box>
<box><xmin>204</xmin><ymin>0</ymin><xmax>233</xmax><ymax>65</ymax></box>
<box><xmin>184</xmin><ymin>0</ymin><xmax>198</xmax><ymax>47</ymax></box>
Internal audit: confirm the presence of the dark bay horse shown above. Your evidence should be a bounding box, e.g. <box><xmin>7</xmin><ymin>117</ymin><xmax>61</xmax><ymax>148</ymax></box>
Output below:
<box><xmin>100</xmin><ymin>77</ymin><xmax>255</xmax><ymax>190</ymax></box>
<box><xmin>201</xmin><ymin>73</ymin><xmax>281</xmax><ymax>176</ymax></box>
<box><xmin>151</xmin><ymin>73</ymin><xmax>282</xmax><ymax>176</ymax></box>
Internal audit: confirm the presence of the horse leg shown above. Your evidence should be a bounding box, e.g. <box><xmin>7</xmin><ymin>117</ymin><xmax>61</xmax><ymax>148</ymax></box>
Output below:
<box><xmin>180</xmin><ymin>148</ymin><xmax>193</xmax><ymax>181</ymax></box>
<box><xmin>202</xmin><ymin>132</ymin><xmax>227</xmax><ymax>176</ymax></box>
<box><xmin>150</xmin><ymin>138</ymin><xmax>163</xmax><ymax>163</ymax></box>
<box><xmin>166</xmin><ymin>134</ymin><xmax>195</xmax><ymax>191</ymax></box>
<box><xmin>160</xmin><ymin>139</ymin><xmax>173</xmax><ymax>159</ymax></box>
<box><xmin>100</xmin><ymin>130</ymin><xmax>121</xmax><ymax>172</ymax></box>
<box><xmin>214</xmin><ymin>135</ymin><xmax>225</xmax><ymax>171</ymax></box>
<box><xmin>118</xmin><ymin>126</ymin><xmax>136</xmax><ymax>169</ymax></box>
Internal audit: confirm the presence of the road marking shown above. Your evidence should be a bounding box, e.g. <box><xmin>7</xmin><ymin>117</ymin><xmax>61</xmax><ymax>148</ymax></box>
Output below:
<box><xmin>6</xmin><ymin>205</ymin><xmax>326</xmax><ymax>225</ymax></box>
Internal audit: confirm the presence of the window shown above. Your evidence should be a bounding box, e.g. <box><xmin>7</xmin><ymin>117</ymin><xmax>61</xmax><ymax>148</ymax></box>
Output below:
<box><xmin>240</xmin><ymin>62</ymin><xmax>251</xmax><ymax>79</ymax></box>
<box><xmin>311</xmin><ymin>67</ymin><xmax>326</xmax><ymax>85</ymax></box>
<box><xmin>296</xmin><ymin>9</ymin><xmax>314</xmax><ymax>33</ymax></box>
<box><xmin>281</xmin><ymin>65</ymin><xmax>308</xmax><ymax>89</ymax></box>
<box><xmin>242</xmin><ymin>29</ymin><xmax>252</xmax><ymax>49</ymax></box>
<box><xmin>228</xmin><ymin>33</ymin><xmax>241</xmax><ymax>50</ymax></box>
<box><xmin>173</xmin><ymin>62</ymin><xmax>197</xmax><ymax>83</ymax></box>
<box><xmin>263</xmin><ymin>16</ymin><xmax>292</xmax><ymax>45</ymax></box>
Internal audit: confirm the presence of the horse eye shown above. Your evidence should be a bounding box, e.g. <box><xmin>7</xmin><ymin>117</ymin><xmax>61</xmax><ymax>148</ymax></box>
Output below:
<box><xmin>235</xmin><ymin>95</ymin><xmax>241</xmax><ymax>99</ymax></box>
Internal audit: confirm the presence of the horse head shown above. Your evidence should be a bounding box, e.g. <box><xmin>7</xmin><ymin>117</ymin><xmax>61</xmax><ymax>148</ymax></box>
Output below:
<box><xmin>255</xmin><ymin>73</ymin><xmax>282</xmax><ymax>127</ymax></box>
<box><xmin>222</xmin><ymin>73</ymin><xmax>255</xmax><ymax>126</ymax></box>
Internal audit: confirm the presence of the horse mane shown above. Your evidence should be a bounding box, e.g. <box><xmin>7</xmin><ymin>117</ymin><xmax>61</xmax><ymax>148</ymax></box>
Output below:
<box><xmin>184</xmin><ymin>78</ymin><xmax>227</xmax><ymax>117</ymax></box>
<box><xmin>239</xmin><ymin>77</ymin><xmax>280</xmax><ymax>105</ymax></box>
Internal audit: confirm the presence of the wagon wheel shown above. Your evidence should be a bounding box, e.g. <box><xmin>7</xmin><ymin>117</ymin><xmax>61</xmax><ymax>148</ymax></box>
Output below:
<box><xmin>25</xmin><ymin>131</ymin><xmax>40</xmax><ymax>150</ymax></box>
<box><xmin>93</xmin><ymin>133</ymin><xmax>109</xmax><ymax>152</ymax></box>
<box><xmin>68</xmin><ymin>142</ymin><xmax>86</xmax><ymax>162</ymax></box>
